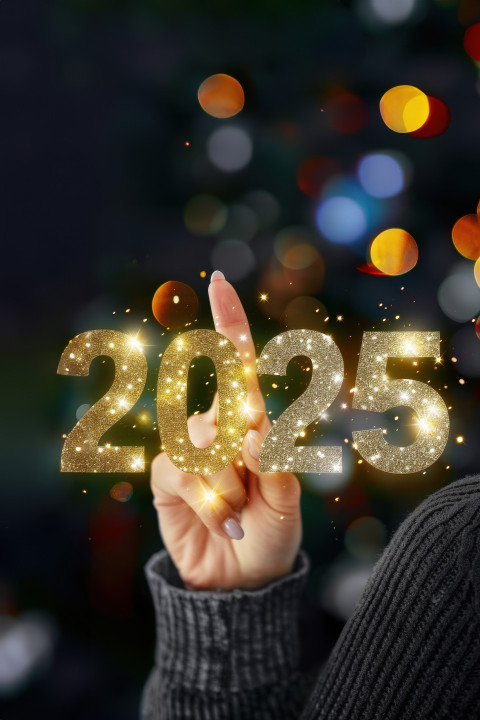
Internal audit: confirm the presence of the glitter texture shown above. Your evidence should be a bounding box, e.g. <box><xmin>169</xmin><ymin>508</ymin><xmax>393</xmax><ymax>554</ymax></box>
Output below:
<box><xmin>352</xmin><ymin>331</ymin><xmax>449</xmax><ymax>473</ymax></box>
<box><xmin>157</xmin><ymin>330</ymin><xmax>248</xmax><ymax>475</ymax></box>
<box><xmin>257</xmin><ymin>329</ymin><xmax>344</xmax><ymax>473</ymax></box>
<box><xmin>57</xmin><ymin>330</ymin><xmax>148</xmax><ymax>473</ymax></box>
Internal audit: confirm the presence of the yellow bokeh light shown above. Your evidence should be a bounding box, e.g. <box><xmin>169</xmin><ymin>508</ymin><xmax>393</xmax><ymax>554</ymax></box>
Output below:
<box><xmin>475</xmin><ymin>257</ymin><xmax>480</xmax><ymax>288</ymax></box>
<box><xmin>370</xmin><ymin>228</ymin><xmax>418</xmax><ymax>276</ymax></box>
<box><xmin>380</xmin><ymin>85</ymin><xmax>430</xmax><ymax>133</ymax></box>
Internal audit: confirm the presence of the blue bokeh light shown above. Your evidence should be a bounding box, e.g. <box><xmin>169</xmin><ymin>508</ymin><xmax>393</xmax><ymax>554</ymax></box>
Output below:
<box><xmin>315</xmin><ymin>196</ymin><xmax>367</xmax><ymax>244</ymax></box>
<box><xmin>357</xmin><ymin>153</ymin><xmax>405</xmax><ymax>198</ymax></box>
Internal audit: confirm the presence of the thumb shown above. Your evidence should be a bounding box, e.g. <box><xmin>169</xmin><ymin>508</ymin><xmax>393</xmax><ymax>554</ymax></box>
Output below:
<box><xmin>242</xmin><ymin>429</ymin><xmax>301</xmax><ymax>515</ymax></box>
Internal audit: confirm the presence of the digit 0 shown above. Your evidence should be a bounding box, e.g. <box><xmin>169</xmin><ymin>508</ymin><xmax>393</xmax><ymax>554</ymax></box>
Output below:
<box><xmin>156</xmin><ymin>329</ymin><xmax>248</xmax><ymax>475</ymax></box>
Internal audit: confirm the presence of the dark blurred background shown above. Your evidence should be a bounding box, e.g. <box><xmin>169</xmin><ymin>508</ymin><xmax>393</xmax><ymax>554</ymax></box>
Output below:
<box><xmin>2</xmin><ymin>0</ymin><xmax>480</xmax><ymax>717</ymax></box>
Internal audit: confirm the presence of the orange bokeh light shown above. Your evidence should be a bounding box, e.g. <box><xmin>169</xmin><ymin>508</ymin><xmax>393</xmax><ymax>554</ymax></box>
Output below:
<box><xmin>198</xmin><ymin>74</ymin><xmax>245</xmax><ymax>119</ymax></box>
<box><xmin>452</xmin><ymin>214</ymin><xmax>480</xmax><ymax>260</ymax></box>
<box><xmin>370</xmin><ymin>228</ymin><xmax>418</xmax><ymax>275</ymax></box>
<box><xmin>152</xmin><ymin>281</ymin><xmax>199</xmax><ymax>329</ymax></box>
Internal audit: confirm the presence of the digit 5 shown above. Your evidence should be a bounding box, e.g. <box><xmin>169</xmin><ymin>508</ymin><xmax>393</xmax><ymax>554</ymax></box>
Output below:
<box><xmin>352</xmin><ymin>331</ymin><xmax>449</xmax><ymax>474</ymax></box>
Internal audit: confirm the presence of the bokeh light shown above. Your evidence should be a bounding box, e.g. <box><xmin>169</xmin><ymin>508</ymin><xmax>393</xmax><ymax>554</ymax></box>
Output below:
<box><xmin>207</xmin><ymin>125</ymin><xmax>253</xmax><ymax>172</ymax></box>
<box><xmin>326</xmin><ymin>89</ymin><xmax>368</xmax><ymax>134</ymax></box>
<box><xmin>437</xmin><ymin>263</ymin><xmax>480</xmax><ymax>322</ymax></box>
<box><xmin>458</xmin><ymin>0</ymin><xmax>480</xmax><ymax>26</ymax></box>
<box><xmin>409</xmin><ymin>96</ymin><xmax>450</xmax><ymax>138</ymax></box>
<box><xmin>152</xmin><ymin>281</ymin><xmax>199</xmax><ymax>329</ymax></box>
<box><xmin>315</xmin><ymin>196</ymin><xmax>367</xmax><ymax>243</ymax></box>
<box><xmin>197</xmin><ymin>73</ymin><xmax>245</xmax><ymax>118</ymax></box>
<box><xmin>210</xmin><ymin>239</ymin><xmax>255</xmax><ymax>281</ymax></box>
<box><xmin>281</xmin><ymin>296</ymin><xmax>328</xmax><ymax>331</ymax></box>
<box><xmin>75</xmin><ymin>403</ymin><xmax>90</xmax><ymax>421</ymax></box>
<box><xmin>274</xmin><ymin>226</ymin><xmax>319</xmax><ymax>269</ymax></box>
<box><xmin>357</xmin><ymin>152</ymin><xmax>407</xmax><ymax>198</ymax></box>
<box><xmin>475</xmin><ymin>257</ymin><xmax>480</xmax><ymax>288</ymax></box>
<box><xmin>321</xmin><ymin>561</ymin><xmax>373</xmax><ymax>621</ymax></box>
<box><xmin>258</xmin><ymin>254</ymin><xmax>325</xmax><ymax>319</ymax></box>
<box><xmin>476</xmin><ymin>316</ymin><xmax>480</xmax><ymax>340</ymax></box>
<box><xmin>464</xmin><ymin>23</ymin><xmax>480</xmax><ymax>61</ymax></box>
<box><xmin>296</xmin><ymin>156</ymin><xmax>339</xmax><ymax>197</ymax></box>
<box><xmin>0</xmin><ymin>614</ymin><xmax>56</xmax><ymax>696</ymax></box>
<box><xmin>369</xmin><ymin>228</ymin><xmax>418</xmax><ymax>275</ymax></box>
<box><xmin>243</xmin><ymin>189</ymin><xmax>280</xmax><ymax>229</ymax></box>
<box><xmin>452</xmin><ymin>213</ymin><xmax>480</xmax><ymax>260</ymax></box>
<box><xmin>184</xmin><ymin>194</ymin><xmax>227</xmax><ymax>236</ymax></box>
<box><xmin>370</xmin><ymin>0</ymin><xmax>417</xmax><ymax>24</ymax></box>
<box><xmin>380</xmin><ymin>85</ymin><xmax>429</xmax><ymax>133</ymax></box>
<box><xmin>109</xmin><ymin>482</ymin><xmax>134</xmax><ymax>502</ymax></box>
<box><xmin>220</xmin><ymin>204</ymin><xmax>258</xmax><ymax>242</ymax></box>
<box><xmin>344</xmin><ymin>516</ymin><xmax>387</xmax><ymax>562</ymax></box>
<box><xmin>356</xmin><ymin>262</ymin><xmax>386</xmax><ymax>275</ymax></box>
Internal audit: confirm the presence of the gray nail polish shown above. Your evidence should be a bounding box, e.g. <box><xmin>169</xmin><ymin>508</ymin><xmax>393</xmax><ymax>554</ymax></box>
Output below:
<box><xmin>222</xmin><ymin>517</ymin><xmax>245</xmax><ymax>540</ymax></box>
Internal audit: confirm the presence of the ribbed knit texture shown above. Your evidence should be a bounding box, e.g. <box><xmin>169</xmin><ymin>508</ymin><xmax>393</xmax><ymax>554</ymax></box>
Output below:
<box><xmin>142</xmin><ymin>474</ymin><xmax>480</xmax><ymax>719</ymax></box>
<box><xmin>142</xmin><ymin>550</ymin><xmax>310</xmax><ymax>719</ymax></box>
<box><xmin>304</xmin><ymin>474</ymin><xmax>480</xmax><ymax>720</ymax></box>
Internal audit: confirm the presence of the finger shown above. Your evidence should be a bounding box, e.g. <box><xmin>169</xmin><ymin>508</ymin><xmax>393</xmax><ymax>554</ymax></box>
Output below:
<box><xmin>187</xmin><ymin>411</ymin><xmax>217</xmax><ymax>448</ymax></box>
<box><xmin>203</xmin><ymin>463</ymin><xmax>248</xmax><ymax>512</ymax></box>
<box><xmin>208</xmin><ymin>271</ymin><xmax>266</xmax><ymax>422</ymax></box>
<box><xmin>203</xmin><ymin>391</ymin><xmax>219</xmax><ymax>426</ymax></box>
<box><xmin>241</xmin><ymin>429</ymin><xmax>301</xmax><ymax>515</ymax></box>
<box><xmin>151</xmin><ymin>452</ymin><xmax>245</xmax><ymax>540</ymax></box>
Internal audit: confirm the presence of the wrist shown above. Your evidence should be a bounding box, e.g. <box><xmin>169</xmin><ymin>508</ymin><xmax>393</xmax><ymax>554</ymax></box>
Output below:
<box><xmin>145</xmin><ymin>549</ymin><xmax>310</xmax><ymax>692</ymax></box>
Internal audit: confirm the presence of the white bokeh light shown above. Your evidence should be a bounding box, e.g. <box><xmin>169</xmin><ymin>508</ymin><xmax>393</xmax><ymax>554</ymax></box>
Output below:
<box><xmin>207</xmin><ymin>126</ymin><xmax>253</xmax><ymax>172</ymax></box>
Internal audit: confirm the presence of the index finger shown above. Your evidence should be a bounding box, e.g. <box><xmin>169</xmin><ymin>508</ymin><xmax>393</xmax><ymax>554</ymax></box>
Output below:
<box><xmin>208</xmin><ymin>270</ymin><xmax>264</xmax><ymax>413</ymax></box>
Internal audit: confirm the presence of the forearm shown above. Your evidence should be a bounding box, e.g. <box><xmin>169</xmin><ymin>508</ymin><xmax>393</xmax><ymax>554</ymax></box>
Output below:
<box><xmin>141</xmin><ymin>550</ymin><xmax>310</xmax><ymax>720</ymax></box>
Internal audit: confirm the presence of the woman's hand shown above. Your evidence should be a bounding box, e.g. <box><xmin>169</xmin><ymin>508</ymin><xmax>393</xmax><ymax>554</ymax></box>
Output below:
<box><xmin>150</xmin><ymin>272</ymin><xmax>302</xmax><ymax>590</ymax></box>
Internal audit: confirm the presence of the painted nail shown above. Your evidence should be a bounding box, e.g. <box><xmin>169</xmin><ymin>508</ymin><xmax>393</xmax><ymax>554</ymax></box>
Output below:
<box><xmin>248</xmin><ymin>429</ymin><xmax>262</xmax><ymax>460</ymax></box>
<box><xmin>210</xmin><ymin>270</ymin><xmax>226</xmax><ymax>282</ymax></box>
<box><xmin>222</xmin><ymin>517</ymin><xmax>245</xmax><ymax>540</ymax></box>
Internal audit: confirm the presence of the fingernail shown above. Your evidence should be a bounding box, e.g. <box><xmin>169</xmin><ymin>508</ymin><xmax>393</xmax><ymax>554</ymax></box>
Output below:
<box><xmin>210</xmin><ymin>270</ymin><xmax>225</xmax><ymax>283</ymax></box>
<box><xmin>222</xmin><ymin>517</ymin><xmax>244</xmax><ymax>540</ymax></box>
<box><xmin>248</xmin><ymin>429</ymin><xmax>262</xmax><ymax>460</ymax></box>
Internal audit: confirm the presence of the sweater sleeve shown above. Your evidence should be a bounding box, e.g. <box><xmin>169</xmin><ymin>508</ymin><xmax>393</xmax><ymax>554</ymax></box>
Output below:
<box><xmin>140</xmin><ymin>550</ymin><xmax>310</xmax><ymax>720</ymax></box>
<box><xmin>302</xmin><ymin>473</ymin><xmax>480</xmax><ymax>720</ymax></box>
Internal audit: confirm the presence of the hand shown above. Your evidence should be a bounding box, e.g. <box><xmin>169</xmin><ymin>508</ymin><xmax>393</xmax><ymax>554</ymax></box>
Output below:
<box><xmin>150</xmin><ymin>272</ymin><xmax>302</xmax><ymax>590</ymax></box>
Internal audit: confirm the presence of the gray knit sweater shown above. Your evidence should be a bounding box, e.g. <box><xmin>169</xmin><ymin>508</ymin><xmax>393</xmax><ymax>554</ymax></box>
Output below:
<box><xmin>141</xmin><ymin>474</ymin><xmax>480</xmax><ymax>719</ymax></box>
